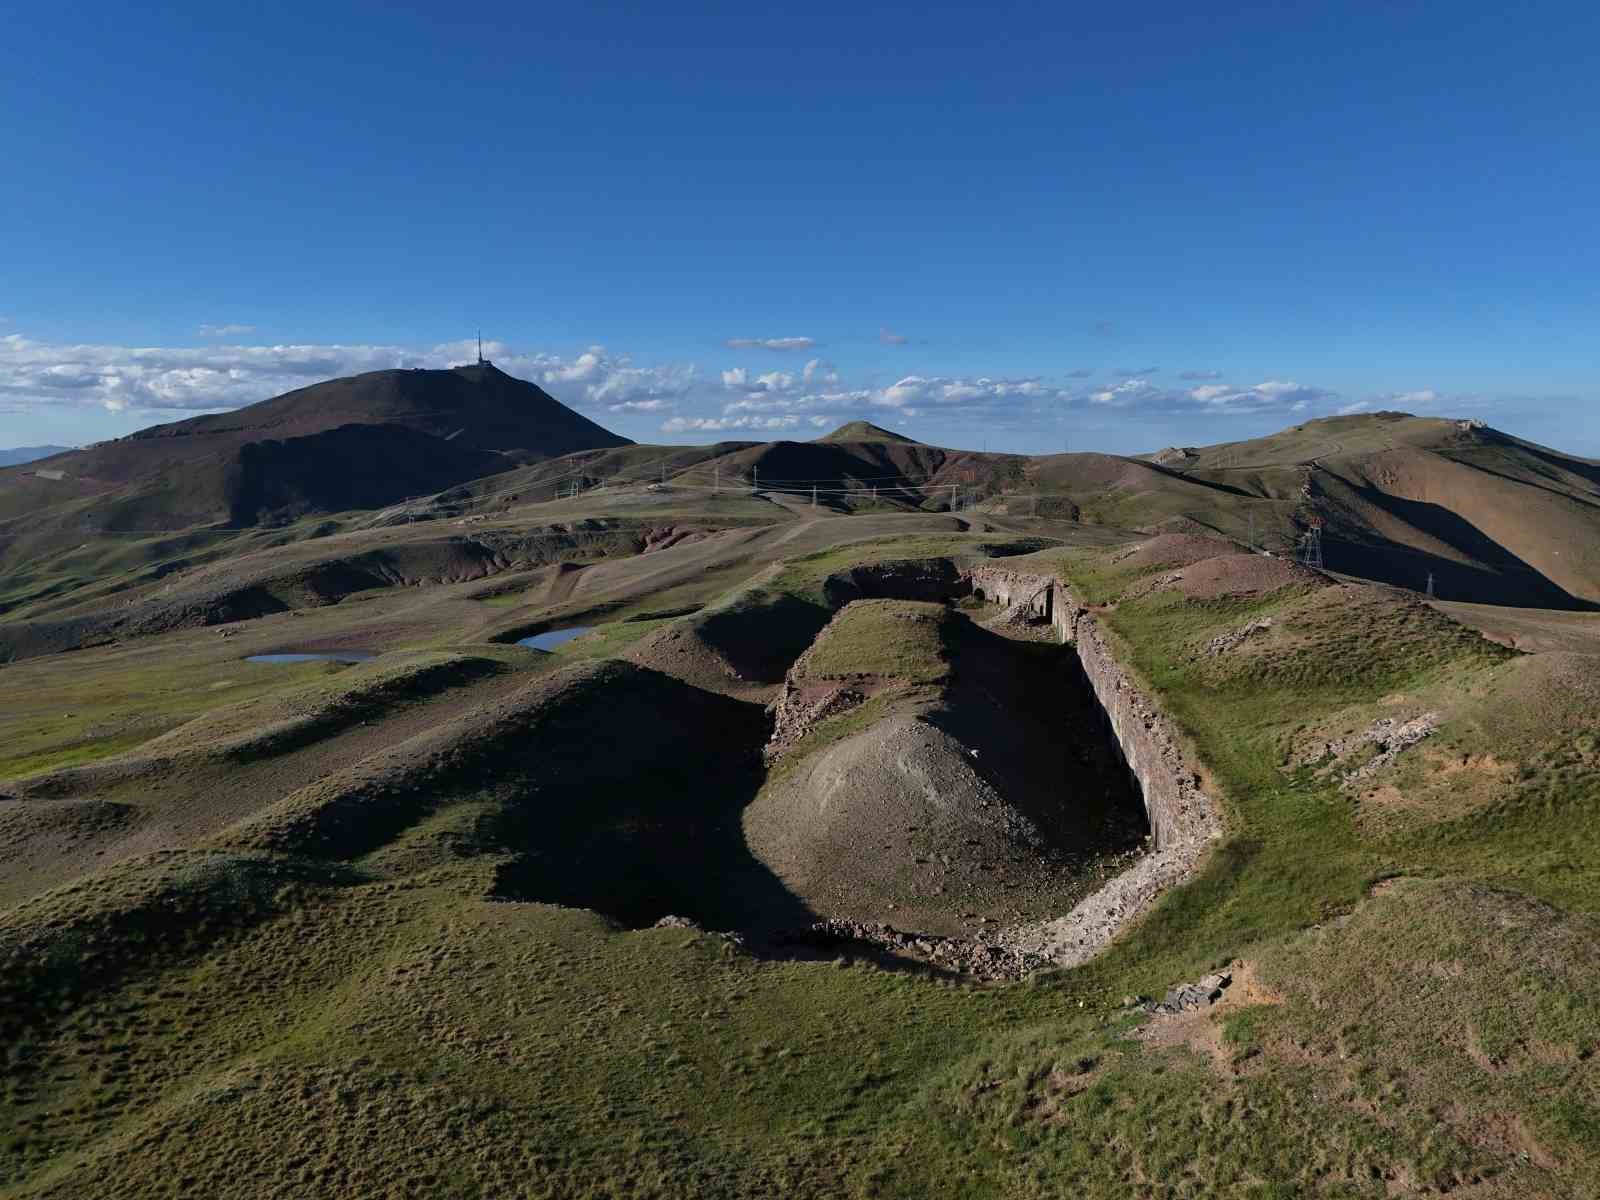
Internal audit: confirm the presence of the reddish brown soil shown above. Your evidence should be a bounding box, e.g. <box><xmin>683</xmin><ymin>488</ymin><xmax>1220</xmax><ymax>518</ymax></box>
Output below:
<box><xmin>1116</xmin><ymin>532</ymin><xmax>1241</xmax><ymax>570</ymax></box>
<box><xmin>1174</xmin><ymin>553</ymin><xmax>1325</xmax><ymax>599</ymax></box>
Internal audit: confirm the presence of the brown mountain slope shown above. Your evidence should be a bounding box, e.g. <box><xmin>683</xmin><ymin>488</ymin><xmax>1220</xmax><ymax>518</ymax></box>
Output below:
<box><xmin>674</xmin><ymin>438</ymin><xmax>1024</xmax><ymax>510</ymax></box>
<box><xmin>0</xmin><ymin>364</ymin><xmax>630</xmax><ymax>553</ymax></box>
<box><xmin>812</xmin><ymin>421</ymin><xmax>920</xmax><ymax>444</ymax></box>
<box><xmin>1024</xmin><ymin>414</ymin><xmax>1600</xmax><ymax>608</ymax></box>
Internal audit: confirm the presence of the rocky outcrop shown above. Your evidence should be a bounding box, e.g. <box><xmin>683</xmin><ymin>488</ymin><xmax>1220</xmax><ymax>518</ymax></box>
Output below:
<box><xmin>1317</xmin><ymin>712</ymin><xmax>1441</xmax><ymax>787</ymax></box>
<box><xmin>1206</xmin><ymin>617</ymin><xmax>1273</xmax><ymax>655</ymax></box>
<box><xmin>775</xmin><ymin>919</ymin><xmax>1054</xmax><ymax>982</ymax></box>
<box><xmin>765</xmin><ymin>683</ymin><xmax>867</xmax><ymax>762</ymax></box>
<box><xmin>1149</xmin><ymin>969</ymin><xmax>1233</xmax><ymax>1014</ymax></box>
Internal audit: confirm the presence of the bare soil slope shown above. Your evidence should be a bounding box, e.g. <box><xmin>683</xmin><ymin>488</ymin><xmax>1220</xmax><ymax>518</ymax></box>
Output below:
<box><xmin>1024</xmin><ymin>413</ymin><xmax>1600</xmax><ymax>608</ymax></box>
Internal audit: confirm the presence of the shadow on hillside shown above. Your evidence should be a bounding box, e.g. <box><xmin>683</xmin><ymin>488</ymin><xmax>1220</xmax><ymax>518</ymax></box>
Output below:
<box><xmin>924</xmin><ymin>616</ymin><xmax>1150</xmax><ymax>857</ymax></box>
<box><xmin>1328</xmin><ymin>485</ymin><xmax>1597</xmax><ymax>610</ymax></box>
<box><xmin>487</xmin><ymin>666</ymin><xmax>815</xmax><ymax>934</ymax></box>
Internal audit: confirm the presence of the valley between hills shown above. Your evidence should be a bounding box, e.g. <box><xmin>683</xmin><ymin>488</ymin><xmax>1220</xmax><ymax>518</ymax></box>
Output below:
<box><xmin>2</xmin><ymin>367</ymin><xmax>1599</xmax><ymax>1197</ymax></box>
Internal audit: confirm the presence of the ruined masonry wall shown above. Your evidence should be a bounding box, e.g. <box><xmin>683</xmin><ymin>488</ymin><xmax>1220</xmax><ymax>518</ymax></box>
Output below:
<box><xmin>962</xmin><ymin>565</ymin><xmax>1223</xmax><ymax>966</ymax></box>
<box><xmin>961</xmin><ymin>564</ymin><xmax>1215</xmax><ymax>855</ymax></box>
<box><xmin>819</xmin><ymin>557</ymin><xmax>1222</xmax><ymax>966</ymax></box>
<box><xmin>1064</xmin><ymin>600</ymin><xmax>1219</xmax><ymax>854</ymax></box>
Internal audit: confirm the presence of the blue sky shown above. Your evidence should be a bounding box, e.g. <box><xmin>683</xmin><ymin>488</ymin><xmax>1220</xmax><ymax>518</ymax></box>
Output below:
<box><xmin>3</xmin><ymin>1</ymin><xmax>1597</xmax><ymax>455</ymax></box>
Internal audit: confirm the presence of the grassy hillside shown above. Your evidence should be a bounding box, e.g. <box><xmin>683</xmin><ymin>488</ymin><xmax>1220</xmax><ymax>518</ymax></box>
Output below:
<box><xmin>3</xmin><ymin>415</ymin><xmax>1600</xmax><ymax>1196</ymax></box>
<box><xmin>0</xmin><ymin>505</ymin><xmax>1593</xmax><ymax>1196</ymax></box>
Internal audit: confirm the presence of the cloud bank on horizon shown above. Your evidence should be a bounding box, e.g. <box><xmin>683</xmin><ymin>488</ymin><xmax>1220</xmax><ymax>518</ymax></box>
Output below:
<box><xmin>0</xmin><ymin>329</ymin><xmax>1503</xmax><ymax>454</ymax></box>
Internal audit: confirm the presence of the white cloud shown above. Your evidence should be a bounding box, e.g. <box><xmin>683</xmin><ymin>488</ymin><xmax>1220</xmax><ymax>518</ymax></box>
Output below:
<box><xmin>694</xmin><ymin>372</ymin><xmax>1067</xmax><ymax>439</ymax></box>
<box><xmin>0</xmin><ymin>332</ymin><xmax>694</xmax><ymax>419</ymax></box>
<box><xmin>4</xmin><ymin>327</ymin><xmax>1468</xmax><ymax>449</ymax></box>
<box><xmin>720</xmin><ymin>358</ymin><xmax>840</xmax><ymax>397</ymax></box>
<box><xmin>876</xmin><ymin>375</ymin><xmax>1051</xmax><ymax>410</ymax></box>
<box><xmin>1336</xmin><ymin>399</ymin><xmax>1372</xmax><ymax>416</ymax></box>
<box><xmin>490</xmin><ymin>343</ymin><xmax>696</xmax><ymax>410</ymax></box>
<box><xmin>1089</xmin><ymin>379</ymin><xmax>1163</xmax><ymax>407</ymax></box>
<box><xmin>802</xmin><ymin>358</ymin><xmax>837</xmax><ymax>387</ymax></box>
<box><xmin>1088</xmin><ymin>377</ymin><xmax>1338</xmax><ymax>415</ymax></box>
<box><xmin>661</xmin><ymin>414</ymin><xmax>801</xmax><ymax>433</ymax></box>
<box><xmin>1188</xmin><ymin>379</ymin><xmax>1335</xmax><ymax>413</ymax></box>
<box><xmin>724</xmin><ymin>336</ymin><xmax>816</xmax><ymax>352</ymax></box>
<box><xmin>197</xmin><ymin>323</ymin><xmax>256</xmax><ymax>337</ymax></box>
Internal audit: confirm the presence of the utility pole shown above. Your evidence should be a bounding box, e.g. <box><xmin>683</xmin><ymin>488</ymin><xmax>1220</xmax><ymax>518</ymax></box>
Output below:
<box><xmin>811</xmin><ymin>484</ymin><xmax>817</xmax><ymax>507</ymax></box>
<box><xmin>871</xmin><ymin>484</ymin><xmax>877</xmax><ymax>503</ymax></box>
<box><xmin>1426</xmin><ymin>571</ymin><xmax>1435</xmax><ymax>599</ymax></box>
<box><xmin>753</xmin><ymin>466</ymin><xmax>759</xmax><ymax>494</ymax></box>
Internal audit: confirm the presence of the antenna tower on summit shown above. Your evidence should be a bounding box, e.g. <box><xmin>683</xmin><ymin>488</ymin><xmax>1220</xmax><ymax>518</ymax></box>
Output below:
<box><xmin>476</xmin><ymin>331</ymin><xmax>488</xmax><ymax>366</ymax></box>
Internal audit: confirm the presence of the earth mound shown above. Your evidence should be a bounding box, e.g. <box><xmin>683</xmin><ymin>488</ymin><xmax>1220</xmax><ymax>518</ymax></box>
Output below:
<box><xmin>625</xmin><ymin>585</ymin><xmax>831</xmax><ymax>697</ymax></box>
<box><xmin>1116</xmin><ymin>532</ymin><xmax>1242</xmax><ymax>570</ymax></box>
<box><xmin>744</xmin><ymin>714</ymin><xmax>1060</xmax><ymax>935</ymax></box>
<box><xmin>1172</xmin><ymin>552</ymin><xmax>1324</xmax><ymax>599</ymax></box>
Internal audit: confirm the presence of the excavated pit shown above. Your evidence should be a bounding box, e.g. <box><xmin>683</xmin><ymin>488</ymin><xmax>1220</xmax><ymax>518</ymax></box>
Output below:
<box><xmin>363</xmin><ymin>555</ymin><xmax>1205</xmax><ymax>969</ymax></box>
<box><xmin>745</xmin><ymin>606</ymin><xmax>1149</xmax><ymax>940</ymax></box>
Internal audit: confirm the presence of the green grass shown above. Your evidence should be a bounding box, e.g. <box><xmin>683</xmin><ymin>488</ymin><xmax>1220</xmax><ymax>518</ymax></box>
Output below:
<box><xmin>4</xmin><ymin>525</ymin><xmax>1600</xmax><ymax>1197</ymax></box>
<box><xmin>801</xmin><ymin>600</ymin><xmax>953</xmax><ymax>683</ymax></box>
<box><xmin>0</xmin><ymin>734</ymin><xmax>158</xmax><ymax>782</ymax></box>
<box><xmin>8</xmin><ymin>862</ymin><xmax>1595</xmax><ymax>1197</ymax></box>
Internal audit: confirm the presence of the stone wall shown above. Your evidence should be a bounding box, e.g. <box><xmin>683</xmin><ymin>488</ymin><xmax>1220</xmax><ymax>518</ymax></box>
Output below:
<box><xmin>958</xmin><ymin>564</ymin><xmax>1223</xmax><ymax>967</ymax></box>
<box><xmin>822</xmin><ymin>558</ymin><xmax>966</xmax><ymax>608</ymax></box>
<box><xmin>960</xmin><ymin>564</ymin><xmax>1215</xmax><ymax>855</ymax></box>
<box><xmin>1064</xmin><ymin>601</ymin><xmax>1218</xmax><ymax>854</ymax></box>
<box><xmin>812</xmin><ymin>556</ymin><xmax>1222</xmax><ymax>966</ymax></box>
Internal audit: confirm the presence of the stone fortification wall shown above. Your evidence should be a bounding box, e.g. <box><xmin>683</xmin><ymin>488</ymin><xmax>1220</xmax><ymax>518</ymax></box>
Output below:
<box><xmin>958</xmin><ymin>563</ymin><xmax>1223</xmax><ymax>967</ymax></box>
<box><xmin>1064</xmin><ymin>603</ymin><xmax>1217</xmax><ymax>854</ymax></box>
<box><xmin>813</xmin><ymin>555</ymin><xmax>1222</xmax><ymax>967</ymax></box>
<box><xmin>963</xmin><ymin>565</ymin><xmax>1069</xmax><ymax>641</ymax></box>
<box><xmin>960</xmin><ymin>564</ymin><xmax>1214</xmax><ymax>855</ymax></box>
<box><xmin>822</xmin><ymin>558</ymin><xmax>965</xmax><ymax>608</ymax></box>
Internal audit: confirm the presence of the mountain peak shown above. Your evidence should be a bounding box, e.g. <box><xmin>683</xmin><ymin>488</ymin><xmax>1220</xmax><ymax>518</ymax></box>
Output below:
<box><xmin>814</xmin><ymin>421</ymin><xmax>920</xmax><ymax>444</ymax></box>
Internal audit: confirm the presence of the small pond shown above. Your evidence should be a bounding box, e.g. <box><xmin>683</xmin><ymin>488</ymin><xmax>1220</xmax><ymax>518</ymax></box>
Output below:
<box><xmin>246</xmin><ymin>651</ymin><xmax>378</xmax><ymax>664</ymax></box>
<box><xmin>518</xmin><ymin>626</ymin><xmax>595</xmax><ymax>651</ymax></box>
